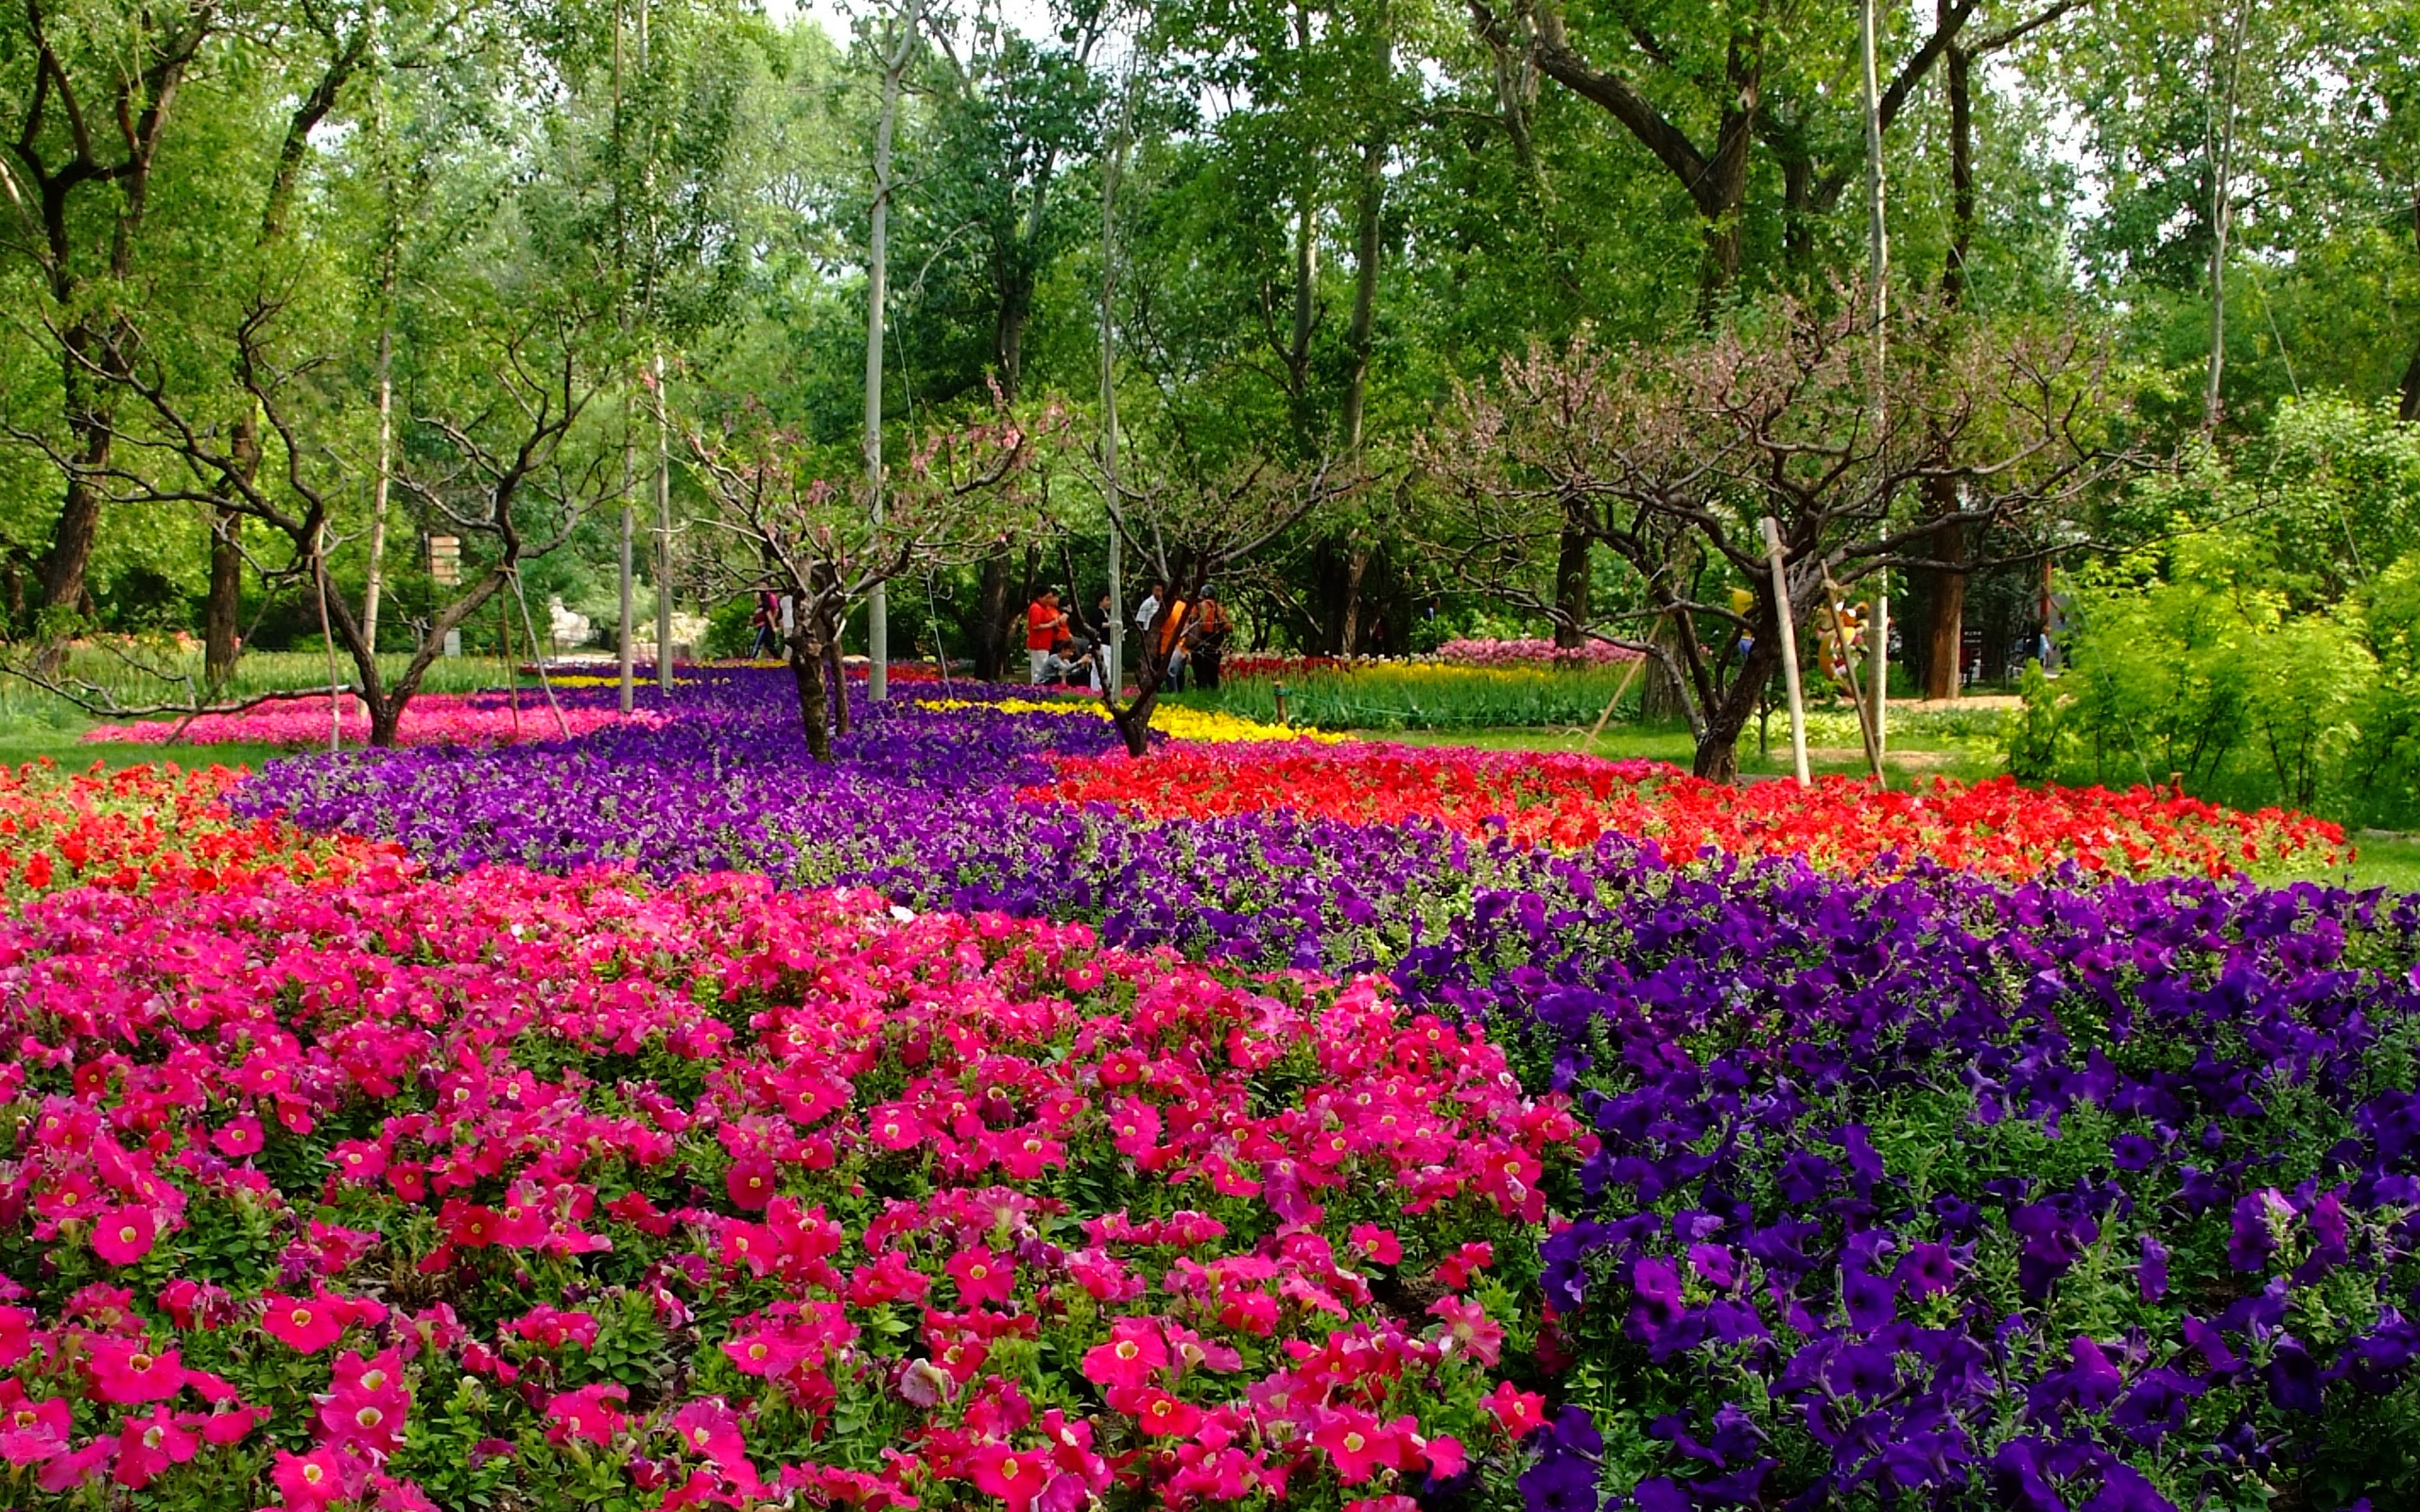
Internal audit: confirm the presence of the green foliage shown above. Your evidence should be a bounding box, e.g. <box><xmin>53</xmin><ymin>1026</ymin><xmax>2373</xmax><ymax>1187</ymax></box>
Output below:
<box><xmin>2006</xmin><ymin>661</ymin><xmax>2069</xmax><ymax>781</ymax></box>
<box><xmin>2054</xmin><ymin>525</ymin><xmax>2390</xmax><ymax>820</ymax></box>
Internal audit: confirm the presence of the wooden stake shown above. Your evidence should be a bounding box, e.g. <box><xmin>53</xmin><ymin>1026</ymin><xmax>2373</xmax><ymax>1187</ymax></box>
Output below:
<box><xmin>1872</xmin><ymin>583</ymin><xmax>1889</xmax><ymax>759</ymax></box>
<box><xmin>1761</xmin><ymin>517</ymin><xmax>1810</xmax><ymax>788</ymax></box>
<box><xmin>1820</xmin><ymin>571</ymin><xmax>1884</xmax><ymax>785</ymax></box>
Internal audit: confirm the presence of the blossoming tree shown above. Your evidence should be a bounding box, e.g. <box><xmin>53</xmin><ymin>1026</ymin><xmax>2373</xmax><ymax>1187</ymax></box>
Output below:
<box><xmin>686</xmin><ymin>400</ymin><xmax>1052</xmax><ymax>759</ymax></box>
<box><xmin>1423</xmin><ymin>289</ymin><xmax>2136</xmax><ymax>779</ymax></box>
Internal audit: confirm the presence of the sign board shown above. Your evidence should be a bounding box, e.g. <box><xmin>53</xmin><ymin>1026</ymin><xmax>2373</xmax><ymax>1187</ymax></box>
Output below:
<box><xmin>427</xmin><ymin>535</ymin><xmax>461</xmax><ymax>587</ymax></box>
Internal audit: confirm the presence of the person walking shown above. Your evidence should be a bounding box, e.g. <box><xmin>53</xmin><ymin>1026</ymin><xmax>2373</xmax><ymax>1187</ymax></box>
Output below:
<box><xmin>1026</xmin><ymin>590</ymin><xmax>1067</xmax><ymax>684</ymax></box>
<box><xmin>748</xmin><ymin>588</ymin><xmax>780</xmax><ymax>660</ymax></box>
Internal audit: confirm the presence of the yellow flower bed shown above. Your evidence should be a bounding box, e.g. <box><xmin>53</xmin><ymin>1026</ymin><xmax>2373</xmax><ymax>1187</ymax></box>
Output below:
<box><xmin>911</xmin><ymin>698</ymin><xmax>1337</xmax><ymax>745</ymax></box>
<box><xmin>545</xmin><ymin>674</ymin><xmax>697</xmax><ymax>689</ymax></box>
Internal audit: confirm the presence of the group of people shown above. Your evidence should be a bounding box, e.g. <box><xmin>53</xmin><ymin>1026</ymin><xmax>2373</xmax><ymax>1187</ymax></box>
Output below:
<box><xmin>1025</xmin><ymin>583</ymin><xmax>1231</xmax><ymax>692</ymax></box>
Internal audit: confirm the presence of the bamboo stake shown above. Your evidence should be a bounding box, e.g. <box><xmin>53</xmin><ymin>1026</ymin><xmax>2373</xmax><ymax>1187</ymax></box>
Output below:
<box><xmin>1761</xmin><ymin>517</ymin><xmax>1809</xmax><ymax>788</ymax></box>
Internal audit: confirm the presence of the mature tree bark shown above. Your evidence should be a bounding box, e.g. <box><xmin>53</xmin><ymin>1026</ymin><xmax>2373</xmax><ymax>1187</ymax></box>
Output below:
<box><xmin>1552</xmin><ymin>523</ymin><xmax>1590</xmax><ymax>648</ymax></box>
<box><xmin>10</xmin><ymin>2</ymin><xmax>216</xmax><ymax>634</ymax></box>
<box><xmin>2400</xmin><ymin>192</ymin><xmax>2420</xmax><ymax>424</ymax></box>
<box><xmin>974</xmin><ymin>555</ymin><xmax>1012</xmax><ymax>679</ymax></box>
<box><xmin>2204</xmin><ymin>0</ymin><xmax>2249</xmax><ymax>430</ymax></box>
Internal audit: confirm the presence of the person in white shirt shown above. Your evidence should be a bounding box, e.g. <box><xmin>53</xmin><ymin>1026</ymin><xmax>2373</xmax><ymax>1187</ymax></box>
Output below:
<box><xmin>1134</xmin><ymin>583</ymin><xmax>1164</xmax><ymax>642</ymax></box>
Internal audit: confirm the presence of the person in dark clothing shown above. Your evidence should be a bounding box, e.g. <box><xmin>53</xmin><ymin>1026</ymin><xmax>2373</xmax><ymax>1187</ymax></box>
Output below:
<box><xmin>1189</xmin><ymin>591</ymin><xmax>1232</xmax><ymax>690</ymax></box>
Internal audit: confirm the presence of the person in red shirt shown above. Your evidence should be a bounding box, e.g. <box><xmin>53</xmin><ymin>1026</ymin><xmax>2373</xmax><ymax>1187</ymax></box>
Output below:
<box><xmin>1026</xmin><ymin>591</ymin><xmax>1066</xmax><ymax>683</ymax></box>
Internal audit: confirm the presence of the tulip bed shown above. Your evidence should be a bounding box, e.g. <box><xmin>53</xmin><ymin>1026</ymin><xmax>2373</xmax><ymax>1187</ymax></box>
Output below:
<box><xmin>7</xmin><ymin>667</ymin><xmax>2420</xmax><ymax>1511</ymax></box>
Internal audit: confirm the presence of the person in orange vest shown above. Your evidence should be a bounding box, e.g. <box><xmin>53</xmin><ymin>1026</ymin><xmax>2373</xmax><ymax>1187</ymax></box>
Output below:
<box><xmin>1155</xmin><ymin>592</ymin><xmax>1189</xmax><ymax>692</ymax></box>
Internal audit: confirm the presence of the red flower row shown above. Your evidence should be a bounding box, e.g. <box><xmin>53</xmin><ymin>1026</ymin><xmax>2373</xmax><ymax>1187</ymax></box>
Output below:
<box><xmin>1026</xmin><ymin>745</ymin><xmax>2348</xmax><ymax>878</ymax></box>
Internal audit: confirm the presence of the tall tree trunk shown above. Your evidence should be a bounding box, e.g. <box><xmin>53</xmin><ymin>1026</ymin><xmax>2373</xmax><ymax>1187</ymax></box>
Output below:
<box><xmin>791</xmin><ymin>638</ymin><xmax>834</xmax><ymax>761</ymax></box>
<box><xmin>1694</xmin><ymin>42</ymin><xmax>1759</xmax><ymax>319</ymax></box>
<box><xmin>1923</xmin><ymin>514</ymin><xmax>1967</xmax><ymax>699</ymax></box>
<box><xmin>2204</xmin><ymin>0</ymin><xmax>2248</xmax><ymax>430</ymax></box>
<box><xmin>1914</xmin><ymin>22</ymin><xmax>1975</xmax><ymax>699</ymax></box>
<box><xmin>362</xmin><ymin>314</ymin><xmax>395</xmax><ymax>654</ymax></box>
<box><xmin>1552</xmin><ymin>526</ymin><xmax>1590</xmax><ymax>648</ymax></box>
<box><xmin>1340</xmin><ymin>25</ymin><xmax>1392</xmax><ymax>451</ymax></box>
<box><xmin>1338</xmin><ymin>547</ymin><xmax>1372</xmax><ymax>655</ymax></box>
<box><xmin>975</xmin><ymin>556</ymin><xmax>1012</xmax><ymax>681</ymax></box>
<box><xmin>1287</xmin><ymin>178</ymin><xmax>1320</xmax><ymax>443</ymax></box>
<box><xmin>203</xmin><ymin>508</ymin><xmax>243</xmax><ymax>692</ymax></box>
<box><xmin>1942</xmin><ymin>32</ymin><xmax>1974</xmax><ymax>308</ymax></box>
<box><xmin>2401</xmin><ymin>190</ymin><xmax>2420</xmax><ymax>424</ymax></box>
<box><xmin>38</xmin><ymin>325</ymin><xmax>117</xmax><ymax>630</ymax></box>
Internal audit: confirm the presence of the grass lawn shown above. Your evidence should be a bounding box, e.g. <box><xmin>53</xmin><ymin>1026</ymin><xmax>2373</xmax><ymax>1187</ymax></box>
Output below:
<box><xmin>1366</xmin><ymin>720</ymin><xmax>2008</xmax><ymax>783</ymax></box>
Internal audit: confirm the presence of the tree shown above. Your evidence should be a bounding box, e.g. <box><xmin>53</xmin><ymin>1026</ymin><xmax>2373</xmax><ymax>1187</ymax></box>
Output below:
<box><xmin>1093</xmin><ymin>449</ymin><xmax>1364</xmax><ymax>754</ymax></box>
<box><xmin>686</xmin><ymin>398</ymin><xmax>1049</xmax><ymax>758</ymax></box>
<box><xmin>1459</xmin><ymin>0</ymin><xmax>2054</xmax><ymax>309</ymax></box>
<box><xmin>9</xmin><ymin>283</ymin><xmax>620</xmax><ymax>745</ymax></box>
<box><xmin>0</xmin><ymin>0</ymin><xmax>218</xmax><ymax>641</ymax></box>
<box><xmin>1424</xmin><ymin>289</ymin><xmax>2135</xmax><ymax>778</ymax></box>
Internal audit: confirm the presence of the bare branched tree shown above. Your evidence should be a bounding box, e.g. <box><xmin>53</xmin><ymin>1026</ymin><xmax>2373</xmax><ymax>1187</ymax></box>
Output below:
<box><xmin>687</xmin><ymin>397</ymin><xmax>1055</xmax><ymax>759</ymax></box>
<box><xmin>1089</xmin><ymin>452</ymin><xmax>1369</xmax><ymax>755</ymax></box>
<box><xmin>1423</xmin><ymin>288</ymin><xmax>2138</xmax><ymax>779</ymax></box>
<box><xmin>1</xmin><ymin>296</ymin><xmax>618</xmax><ymax>745</ymax></box>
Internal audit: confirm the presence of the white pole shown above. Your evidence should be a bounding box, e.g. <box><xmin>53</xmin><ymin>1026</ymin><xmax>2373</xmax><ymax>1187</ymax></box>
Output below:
<box><xmin>1859</xmin><ymin>0</ymin><xmax>1888</xmax><ymax>364</ymax></box>
<box><xmin>1100</xmin><ymin>71</ymin><xmax>1130</xmax><ymax>696</ymax></box>
<box><xmin>864</xmin><ymin>0</ymin><xmax>918</xmax><ymax>702</ymax></box>
<box><xmin>1872</xmin><ymin>580</ymin><xmax>1889</xmax><ymax>760</ymax></box>
<box><xmin>654</xmin><ymin>352</ymin><xmax>672</xmax><ymax>691</ymax></box>
<box><xmin>614</xmin><ymin>0</ymin><xmax>635</xmax><ymax>714</ymax></box>
<box><xmin>1761</xmin><ymin>516</ymin><xmax>1810</xmax><ymax>788</ymax></box>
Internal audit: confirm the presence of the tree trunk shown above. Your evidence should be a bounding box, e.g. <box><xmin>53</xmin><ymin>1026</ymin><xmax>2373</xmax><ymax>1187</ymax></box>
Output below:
<box><xmin>1110</xmin><ymin>688</ymin><xmax>1155</xmax><ymax>757</ymax></box>
<box><xmin>38</xmin><ymin>327</ymin><xmax>115</xmax><ymax>627</ymax></box>
<box><xmin>367</xmin><ymin>697</ymin><xmax>404</xmax><ymax>748</ymax></box>
<box><xmin>1338</xmin><ymin>547</ymin><xmax>1372</xmax><ymax>655</ymax></box>
<box><xmin>1923</xmin><ymin>510</ymin><xmax>1966</xmax><ymax>699</ymax></box>
<box><xmin>792</xmin><ymin>639</ymin><xmax>834</xmax><ymax>761</ymax></box>
<box><xmin>1287</xmin><ymin>178</ymin><xmax>1320</xmax><ymax>445</ymax></box>
<box><xmin>1340</xmin><ymin>39</ymin><xmax>1389</xmax><ymax>454</ymax></box>
<box><xmin>2204</xmin><ymin>0</ymin><xmax>2248</xmax><ymax>431</ymax></box>
<box><xmin>975</xmin><ymin>554</ymin><xmax>1013</xmax><ymax>681</ymax></box>
<box><xmin>1943</xmin><ymin>31</ymin><xmax>1974</xmax><ymax>307</ymax></box>
<box><xmin>1552</xmin><ymin>526</ymin><xmax>1590</xmax><ymax>647</ymax></box>
<box><xmin>1692</xmin><ymin>624</ymin><xmax>1783</xmax><ymax>780</ymax></box>
<box><xmin>363</xmin><ymin>314</ymin><xmax>396</xmax><ymax>653</ymax></box>
<box><xmin>2401</xmin><ymin>190</ymin><xmax>2420</xmax><ymax>424</ymax></box>
<box><xmin>826</xmin><ymin>637</ymin><xmax>850</xmax><ymax>736</ymax></box>
<box><xmin>203</xmin><ymin>507</ymin><xmax>243</xmax><ymax>693</ymax></box>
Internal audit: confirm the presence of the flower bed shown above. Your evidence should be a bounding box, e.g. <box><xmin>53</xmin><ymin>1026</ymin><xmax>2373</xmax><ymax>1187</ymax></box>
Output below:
<box><xmin>0</xmin><ymin>760</ymin><xmax>395</xmax><ymax>902</ymax></box>
<box><xmin>85</xmin><ymin>693</ymin><xmax>658</xmax><ymax>750</ymax></box>
<box><xmin>1434</xmin><ymin>638</ymin><xmax>1641</xmax><ymax>668</ymax></box>
<box><xmin>1028</xmin><ymin>746</ymin><xmax>2348</xmax><ymax>879</ymax></box>
<box><xmin>175</xmin><ymin>671</ymin><xmax>2420</xmax><ymax>1506</ymax></box>
<box><xmin>0</xmin><ymin>823</ymin><xmax>1582</xmax><ymax>1506</ymax></box>
<box><xmin>1474</xmin><ymin>868</ymin><xmax>2420</xmax><ymax>1509</ymax></box>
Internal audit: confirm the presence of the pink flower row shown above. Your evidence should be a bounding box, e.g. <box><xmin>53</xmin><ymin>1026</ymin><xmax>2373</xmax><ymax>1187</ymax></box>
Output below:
<box><xmin>0</xmin><ymin>850</ymin><xmax>1586</xmax><ymax>1509</ymax></box>
<box><xmin>1433</xmin><ymin>638</ymin><xmax>1640</xmax><ymax>666</ymax></box>
<box><xmin>85</xmin><ymin>695</ymin><xmax>659</xmax><ymax>749</ymax></box>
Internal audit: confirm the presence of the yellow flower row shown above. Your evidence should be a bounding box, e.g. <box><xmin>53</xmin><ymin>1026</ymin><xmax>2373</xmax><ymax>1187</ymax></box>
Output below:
<box><xmin>909</xmin><ymin>698</ymin><xmax>1336</xmax><ymax>745</ymax></box>
<box><xmin>545</xmin><ymin>674</ymin><xmax>697</xmax><ymax>689</ymax></box>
